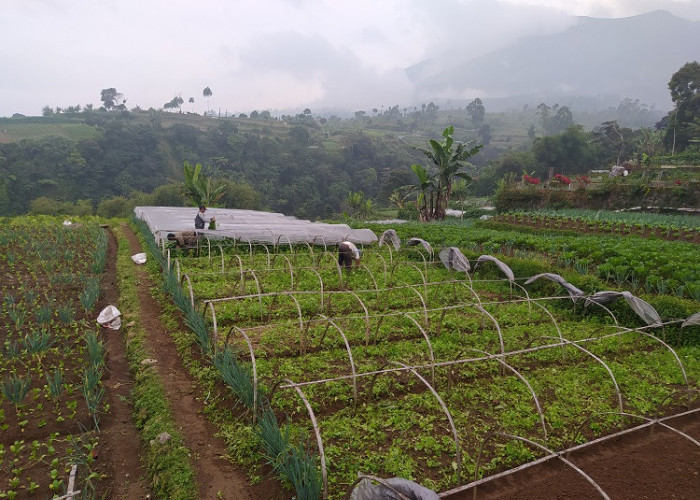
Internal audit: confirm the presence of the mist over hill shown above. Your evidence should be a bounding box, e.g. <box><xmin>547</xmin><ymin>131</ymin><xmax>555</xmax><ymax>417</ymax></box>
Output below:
<box><xmin>406</xmin><ymin>10</ymin><xmax>700</xmax><ymax>112</ymax></box>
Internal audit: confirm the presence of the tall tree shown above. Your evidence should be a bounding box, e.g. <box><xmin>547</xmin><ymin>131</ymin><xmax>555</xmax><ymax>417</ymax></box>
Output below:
<box><xmin>466</xmin><ymin>98</ymin><xmax>485</xmax><ymax>129</ymax></box>
<box><xmin>537</xmin><ymin>103</ymin><xmax>574</xmax><ymax>135</ymax></box>
<box><xmin>203</xmin><ymin>86</ymin><xmax>213</xmax><ymax>114</ymax></box>
<box><xmin>533</xmin><ymin>125</ymin><xmax>599</xmax><ymax>176</ymax></box>
<box><xmin>100</xmin><ymin>88</ymin><xmax>124</xmax><ymax>110</ymax></box>
<box><xmin>164</xmin><ymin>96</ymin><xmax>184</xmax><ymax>113</ymax></box>
<box><xmin>593</xmin><ymin>120</ymin><xmax>629</xmax><ymax>165</ymax></box>
<box><xmin>410</xmin><ymin>126</ymin><xmax>482</xmax><ymax>221</ymax></box>
<box><xmin>664</xmin><ymin>61</ymin><xmax>700</xmax><ymax>153</ymax></box>
<box><xmin>635</xmin><ymin>128</ymin><xmax>664</xmax><ymax>165</ymax></box>
<box><xmin>549</xmin><ymin>106</ymin><xmax>574</xmax><ymax>134</ymax></box>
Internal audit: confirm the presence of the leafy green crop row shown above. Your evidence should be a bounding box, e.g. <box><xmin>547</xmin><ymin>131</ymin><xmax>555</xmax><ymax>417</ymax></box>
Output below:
<box><xmin>359</xmin><ymin>220</ymin><xmax>700</xmax><ymax>301</ymax></box>
<box><xmin>502</xmin><ymin>208</ymin><xmax>700</xmax><ymax>231</ymax></box>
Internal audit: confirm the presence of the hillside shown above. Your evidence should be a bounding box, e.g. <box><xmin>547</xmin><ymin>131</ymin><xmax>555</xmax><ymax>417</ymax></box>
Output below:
<box><xmin>0</xmin><ymin>71</ymin><xmax>693</xmax><ymax>219</ymax></box>
<box><xmin>0</xmin><ymin>111</ymin><xmax>425</xmax><ymax>217</ymax></box>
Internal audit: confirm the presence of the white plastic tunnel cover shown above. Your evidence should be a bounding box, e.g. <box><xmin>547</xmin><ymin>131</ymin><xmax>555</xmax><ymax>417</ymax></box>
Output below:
<box><xmin>584</xmin><ymin>291</ymin><xmax>662</xmax><ymax>326</ymax></box>
<box><xmin>439</xmin><ymin>246</ymin><xmax>471</xmax><ymax>272</ymax></box>
<box><xmin>406</xmin><ymin>237</ymin><xmax>434</xmax><ymax>257</ymax></box>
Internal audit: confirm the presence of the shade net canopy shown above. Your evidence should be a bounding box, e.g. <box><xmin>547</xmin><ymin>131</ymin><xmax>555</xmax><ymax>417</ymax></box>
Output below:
<box><xmin>134</xmin><ymin>206</ymin><xmax>378</xmax><ymax>246</ymax></box>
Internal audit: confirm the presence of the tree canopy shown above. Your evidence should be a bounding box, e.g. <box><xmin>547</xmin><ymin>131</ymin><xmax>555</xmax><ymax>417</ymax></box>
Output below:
<box><xmin>100</xmin><ymin>88</ymin><xmax>125</xmax><ymax>110</ymax></box>
<box><xmin>410</xmin><ymin>126</ymin><xmax>482</xmax><ymax>221</ymax></box>
<box><xmin>181</xmin><ymin>161</ymin><xmax>227</xmax><ymax>207</ymax></box>
<box><xmin>664</xmin><ymin>61</ymin><xmax>700</xmax><ymax>153</ymax></box>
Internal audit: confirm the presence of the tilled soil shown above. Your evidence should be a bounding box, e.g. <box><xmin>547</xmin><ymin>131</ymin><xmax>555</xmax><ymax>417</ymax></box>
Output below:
<box><xmin>443</xmin><ymin>411</ymin><xmax>699</xmax><ymax>500</ymax></box>
<box><xmin>121</xmin><ymin>224</ymin><xmax>292</xmax><ymax>500</ymax></box>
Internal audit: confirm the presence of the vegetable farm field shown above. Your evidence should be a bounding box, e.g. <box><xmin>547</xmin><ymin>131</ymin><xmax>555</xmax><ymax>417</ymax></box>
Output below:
<box><xmin>0</xmin><ymin>219</ymin><xmax>110</xmax><ymax>499</ymax></box>
<box><xmin>142</xmin><ymin>216</ymin><xmax>700</xmax><ymax>499</ymax></box>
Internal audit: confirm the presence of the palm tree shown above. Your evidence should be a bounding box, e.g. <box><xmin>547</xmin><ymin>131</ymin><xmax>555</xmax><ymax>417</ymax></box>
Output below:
<box><xmin>411</xmin><ymin>126</ymin><xmax>482</xmax><ymax>220</ymax></box>
<box><xmin>203</xmin><ymin>87</ymin><xmax>212</xmax><ymax>115</ymax></box>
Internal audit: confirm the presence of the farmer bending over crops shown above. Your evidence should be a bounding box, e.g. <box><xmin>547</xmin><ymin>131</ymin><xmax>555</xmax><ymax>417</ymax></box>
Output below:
<box><xmin>338</xmin><ymin>241</ymin><xmax>361</xmax><ymax>269</ymax></box>
<box><xmin>167</xmin><ymin>231</ymin><xmax>198</xmax><ymax>248</ymax></box>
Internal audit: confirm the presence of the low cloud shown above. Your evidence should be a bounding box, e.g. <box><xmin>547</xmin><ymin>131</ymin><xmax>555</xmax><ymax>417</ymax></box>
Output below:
<box><xmin>1</xmin><ymin>0</ymin><xmax>698</xmax><ymax>116</ymax></box>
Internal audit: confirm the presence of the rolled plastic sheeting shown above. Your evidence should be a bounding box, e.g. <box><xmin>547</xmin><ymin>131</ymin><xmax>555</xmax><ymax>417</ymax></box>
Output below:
<box><xmin>131</xmin><ymin>252</ymin><xmax>147</xmax><ymax>264</ymax></box>
<box><xmin>406</xmin><ymin>237</ymin><xmax>433</xmax><ymax>257</ymax></box>
<box><xmin>682</xmin><ymin>312</ymin><xmax>700</xmax><ymax>328</ymax></box>
<box><xmin>584</xmin><ymin>291</ymin><xmax>662</xmax><ymax>326</ymax></box>
<box><xmin>349</xmin><ymin>477</ymin><xmax>440</xmax><ymax>500</ymax></box>
<box><xmin>379</xmin><ymin>229</ymin><xmax>401</xmax><ymax>250</ymax></box>
<box><xmin>474</xmin><ymin>255</ymin><xmax>515</xmax><ymax>282</ymax></box>
<box><xmin>525</xmin><ymin>273</ymin><xmax>584</xmax><ymax>302</ymax></box>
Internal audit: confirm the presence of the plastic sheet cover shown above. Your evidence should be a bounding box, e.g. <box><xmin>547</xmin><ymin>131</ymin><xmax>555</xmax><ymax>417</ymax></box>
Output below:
<box><xmin>584</xmin><ymin>291</ymin><xmax>662</xmax><ymax>326</ymax></box>
<box><xmin>525</xmin><ymin>273</ymin><xmax>584</xmax><ymax>302</ymax></box>
<box><xmin>405</xmin><ymin>237</ymin><xmax>434</xmax><ymax>258</ymax></box>
<box><xmin>379</xmin><ymin>229</ymin><xmax>401</xmax><ymax>250</ymax></box>
<box><xmin>134</xmin><ymin>206</ymin><xmax>378</xmax><ymax>246</ymax></box>
<box><xmin>349</xmin><ymin>477</ymin><xmax>440</xmax><ymax>500</ymax></box>
<box><xmin>682</xmin><ymin>312</ymin><xmax>700</xmax><ymax>328</ymax></box>
<box><xmin>439</xmin><ymin>247</ymin><xmax>471</xmax><ymax>272</ymax></box>
<box><xmin>474</xmin><ymin>255</ymin><xmax>515</xmax><ymax>282</ymax></box>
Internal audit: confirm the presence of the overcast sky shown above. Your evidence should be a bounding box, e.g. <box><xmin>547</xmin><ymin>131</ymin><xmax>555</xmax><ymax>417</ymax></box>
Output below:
<box><xmin>2</xmin><ymin>0</ymin><xmax>699</xmax><ymax>117</ymax></box>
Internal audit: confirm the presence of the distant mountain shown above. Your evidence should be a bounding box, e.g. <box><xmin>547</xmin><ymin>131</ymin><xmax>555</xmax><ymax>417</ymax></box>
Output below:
<box><xmin>406</xmin><ymin>10</ymin><xmax>700</xmax><ymax>111</ymax></box>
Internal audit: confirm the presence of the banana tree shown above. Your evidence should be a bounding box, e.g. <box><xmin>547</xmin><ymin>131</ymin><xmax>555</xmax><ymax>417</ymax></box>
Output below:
<box><xmin>181</xmin><ymin>161</ymin><xmax>227</xmax><ymax>207</ymax></box>
<box><xmin>411</xmin><ymin>126</ymin><xmax>482</xmax><ymax>220</ymax></box>
<box><xmin>410</xmin><ymin>163</ymin><xmax>436</xmax><ymax>221</ymax></box>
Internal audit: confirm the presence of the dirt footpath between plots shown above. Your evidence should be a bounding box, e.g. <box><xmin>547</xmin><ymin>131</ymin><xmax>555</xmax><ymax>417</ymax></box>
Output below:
<box><xmin>445</xmin><ymin>411</ymin><xmax>699</xmax><ymax>500</ymax></box>
<box><xmin>121</xmin><ymin>224</ymin><xmax>290</xmax><ymax>500</ymax></box>
<box><xmin>96</xmin><ymin>228</ymin><xmax>150</xmax><ymax>499</ymax></box>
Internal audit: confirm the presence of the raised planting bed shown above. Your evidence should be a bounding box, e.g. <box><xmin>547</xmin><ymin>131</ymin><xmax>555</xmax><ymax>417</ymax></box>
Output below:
<box><xmin>0</xmin><ymin>218</ymin><xmax>110</xmax><ymax>499</ymax></box>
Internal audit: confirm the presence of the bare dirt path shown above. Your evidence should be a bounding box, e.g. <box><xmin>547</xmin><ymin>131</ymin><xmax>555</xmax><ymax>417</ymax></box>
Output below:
<box><xmin>98</xmin><ymin>227</ymin><xmax>151</xmax><ymax>499</ymax></box>
<box><xmin>122</xmin><ymin>224</ymin><xmax>255</xmax><ymax>500</ymax></box>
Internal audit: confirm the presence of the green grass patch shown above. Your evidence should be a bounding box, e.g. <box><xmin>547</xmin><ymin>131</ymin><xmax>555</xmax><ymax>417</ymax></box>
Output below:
<box><xmin>0</xmin><ymin>123</ymin><xmax>100</xmax><ymax>142</ymax></box>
